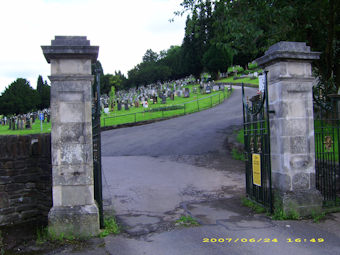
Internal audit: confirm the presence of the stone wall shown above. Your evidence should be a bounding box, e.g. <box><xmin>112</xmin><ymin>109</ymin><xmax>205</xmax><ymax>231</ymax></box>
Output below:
<box><xmin>0</xmin><ymin>134</ymin><xmax>52</xmax><ymax>226</ymax></box>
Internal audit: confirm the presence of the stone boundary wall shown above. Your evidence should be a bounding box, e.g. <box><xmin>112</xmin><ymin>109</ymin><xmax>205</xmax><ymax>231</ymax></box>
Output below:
<box><xmin>0</xmin><ymin>134</ymin><xmax>52</xmax><ymax>226</ymax></box>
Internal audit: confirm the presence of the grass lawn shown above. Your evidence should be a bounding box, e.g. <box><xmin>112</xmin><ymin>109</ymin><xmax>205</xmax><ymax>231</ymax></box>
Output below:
<box><xmin>314</xmin><ymin>119</ymin><xmax>340</xmax><ymax>161</ymax></box>
<box><xmin>102</xmin><ymin>86</ymin><xmax>231</xmax><ymax>127</ymax></box>
<box><xmin>217</xmin><ymin>76</ymin><xmax>259</xmax><ymax>85</ymax></box>
<box><xmin>0</xmin><ymin>120</ymin><xmax>51</xmax><ymax>135</ymax></box>
<box><xmin>0</xmin><ymin>84</ymin><xmax>232</xmax><ymax>135</ymax></box>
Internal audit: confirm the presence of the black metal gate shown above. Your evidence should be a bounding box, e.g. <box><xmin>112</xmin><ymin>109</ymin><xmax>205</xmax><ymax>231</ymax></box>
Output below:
<box><xmin>92</xmin><ymin>64</ymin><xmax>104</xmax><ymax>227</ymax></box>
<box><xmin>242</xmin><ymin>72</ymin><xmax>272</xmax><ymax>211</ymax></box>
<box><xmin>313</xmin><ymin>92</ymin><xmax>340</xmax><ymax>205</ymax></box>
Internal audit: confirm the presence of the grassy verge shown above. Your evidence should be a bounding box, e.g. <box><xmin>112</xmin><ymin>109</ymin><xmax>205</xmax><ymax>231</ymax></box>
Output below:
<box><xmin>241</xmin><ymin>197</ymin><xmax>267</xmax><ymax>214</ymax></box>
<box><xmin>36</xmin><ymin>217</ymin><xmax>120</xmax><ymax>245</ymax></box>
<box><xmin>217</xmin><ymin>76</ymin><xmax>259</xmax><ymax>85</ymax></box>
<box><xmin>230</xmin><ymin>129</ymin><xmax>245</xmax><ymax>161</ymax></box>
<box><xmin>231</xmin><ymin>148</ymin><xmax>245</xmax><ymax>161</ymax></box>
<box><xmin>242</xmin><ymin>197</ymin><xmax>328</xmax><ymax>222</ymax></box>
<box><xmin>102</xmin><ymin>89</ymin><xmax>231</xmax><ymax>127</ymax></box>
<box><xmin>0</xmin><ymin>121</ymin><xmax>51</xmax><ymax>135</ymax></box>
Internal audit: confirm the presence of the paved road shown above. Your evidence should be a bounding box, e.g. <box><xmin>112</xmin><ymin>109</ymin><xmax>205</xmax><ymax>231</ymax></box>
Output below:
<box><xmin>101</xmin><ymin>87</ymin><xmax>249</xmax><ymax>156</ymax></box>
<box><xmin>51</xmin><ymin>87</ymin><xmax>340</xmax><ymax>255</ymax></box>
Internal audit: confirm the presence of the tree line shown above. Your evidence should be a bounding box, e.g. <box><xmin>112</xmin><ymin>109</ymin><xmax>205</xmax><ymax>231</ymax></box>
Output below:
<box><xmin>176</xmin><ymin>0</ymin><xmax>339</xmax><ymax>94</ymax></box>
<box><xmin>0</xmin><ymin>76</ymin><xmax>50</xmax><ymax>116</ymax></box>
<box><xmin>114</xmin><ymin>0</ymin><xmax>338</xmax><ymax>91</ymax></box>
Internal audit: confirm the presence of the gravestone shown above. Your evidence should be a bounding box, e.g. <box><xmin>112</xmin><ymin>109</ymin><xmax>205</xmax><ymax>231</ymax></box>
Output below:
<box><xmin>213</xmin><ymin>85</ymin><xmax>219</xmax><ymax>91</ymax></box>
<box><xmin>161</xmin><ymin>94</ymin><xmax>166</xmax><ymax>104</ymax></box>
<box><xmin>205</xmin><ymin>85</ymin><xmax>211</xmax><ymax>94</ymax></box>
<box><xmin>117</xmin><ymin>102</ymin><xmax>122</xmax><ymax>111</ymax></box>
<box><xmin>124</xmin><ymin>103</ymin><xmax>129</xmax><ymax>110</ymax></box>
<box><xmin>25</xmin><ymin>117</ymin><xmax>31</xmax><ymax>129</ymax></box>
<box><xmin>19</xmin><ymin>118</ymin><xmax>24</xmax><ymax>130</ymax></box>
<box><xmin>176</xmin><ymin>90</ymin><xmax>183</xmax><ymax>97</ymax></box>
<box><xmin>170</xmin><ymin>92</ymin><xmax>175</xmax><ymax>100</ymax></box>
<box><xmin>184</xmin><ymin>88</ymin><xmax>190</xmax><ymax>98</ymax></box>
<box><xmin>42</xmin><ymin>36</ymin><xmax>100</xmax><ymax>237</ymax></box>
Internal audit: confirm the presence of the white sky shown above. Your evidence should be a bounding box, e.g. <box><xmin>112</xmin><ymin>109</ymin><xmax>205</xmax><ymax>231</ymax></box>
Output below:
<box><xmin>0</xmin><ymin>0</ymin><xmax>186</xmax><ymax>94</ymax></box>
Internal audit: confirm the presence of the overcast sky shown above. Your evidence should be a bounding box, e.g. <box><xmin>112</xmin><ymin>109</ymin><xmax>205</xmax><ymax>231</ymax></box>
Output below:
<box><xmin>0</xmin><ymin>0</ymin><xmax>186</xmax><ymax>94</ymax></box>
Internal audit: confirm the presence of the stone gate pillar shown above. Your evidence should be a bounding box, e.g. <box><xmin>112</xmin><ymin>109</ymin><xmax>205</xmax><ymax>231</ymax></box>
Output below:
<box><xmin>42</xmin><ymin>36</ymin><xmax>99</xmax><ymax>237</ymax></box>
<box><xmin>256</xmin><ymin>42</ymin><xmax>322</xmax><ymax>216</ymax></box>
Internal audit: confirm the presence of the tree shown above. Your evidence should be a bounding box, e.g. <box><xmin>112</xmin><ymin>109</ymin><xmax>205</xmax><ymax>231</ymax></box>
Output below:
<box><xmin>142</xmin><ymin>49</ymin><xmax>159</xmax><ymax>63</ymax></box>
<box><xmin>40</xmin><ymin>81</ymin><xmax>51</xmax><ymax>109</ymax></box>
<box><xmin>203</xmin><ymin>42</ymin><xmax>232</xmax><ymax>79</ymax></box>
<box><xmin>36</xmin><ymin>75</ymin><xmax>50</xmax><ymax>110</ymax></box>
<box><xmin>37</xmin><ymin>75</ymin><xmax>44</xmax><ymax>95</ymax></box>
<box><xmin>0</xmin><ymin>78</ymin><xmax>40</xmax><ymax>115</ymax></box>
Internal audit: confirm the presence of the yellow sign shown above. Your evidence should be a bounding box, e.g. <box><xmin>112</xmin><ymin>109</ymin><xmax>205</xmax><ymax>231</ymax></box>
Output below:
<box><xmin>252</xmin><ymin>154</ymin><xmax>261</xmax><ymax>186</ymax></box>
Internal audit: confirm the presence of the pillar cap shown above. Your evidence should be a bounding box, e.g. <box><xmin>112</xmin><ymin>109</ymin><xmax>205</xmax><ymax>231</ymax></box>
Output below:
<box><xmin>255</xmin><ymin>41</ymin><xmax>320</xmax><ymax>67</ymax></box>
<box><xmin>41</xmin><ymin>36</ymin><xmax>99</xmax><ymax>63</ymax></box>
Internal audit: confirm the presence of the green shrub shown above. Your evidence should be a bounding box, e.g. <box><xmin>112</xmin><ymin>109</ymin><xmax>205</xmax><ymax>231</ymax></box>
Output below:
<box><xmin>99</xmin><ymin>217</ymin><xmax>121</xmax><ymax>238</ymax></box>
<box><xmin>231</xmin><ymin>148</ymin><xmax>245</xmax><ymax>161</ymax></box>
<box><xmin>248</xmin><ymin>62</ymin><xmax>258</xmax><ymax>70</ymax></box>
<box><xmin>175</xmin><ymin>215</ymin><xmax>200</xmax><ymax>227</ymax></box>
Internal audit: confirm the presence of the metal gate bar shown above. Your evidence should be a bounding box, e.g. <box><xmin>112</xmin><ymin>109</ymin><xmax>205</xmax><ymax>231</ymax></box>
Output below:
<box><xmin>92</xmin><ymin>65</ymin><xmax>104</xmax><ymax>228</ymax></box>
<box><xmin>313</xmin><ymin>93</ymin><xmax>339</xmax><ymax>204</ymax></box>
<box><xmin>242</xmin><ymin>72</ymin><xmax>272</xmax><ymax>211</ymax></box>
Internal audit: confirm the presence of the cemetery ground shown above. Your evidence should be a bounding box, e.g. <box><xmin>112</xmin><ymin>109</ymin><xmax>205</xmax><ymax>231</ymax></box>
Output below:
<box><xmin>3</xmin><ymin>86</ymin><xmax>340</xmax><ymax>255</ymax></box>
<box><xmin>0</xmin><ymin>84</ymin><xmax>232</xmax><ymax>135</ymax></box>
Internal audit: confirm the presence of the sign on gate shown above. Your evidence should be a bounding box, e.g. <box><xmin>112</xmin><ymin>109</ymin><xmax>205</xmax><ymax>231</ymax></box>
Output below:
<box><xmin>252</xmin><ymin>154</ymin><xmax>261</xmax><ymax>187</ymax></box>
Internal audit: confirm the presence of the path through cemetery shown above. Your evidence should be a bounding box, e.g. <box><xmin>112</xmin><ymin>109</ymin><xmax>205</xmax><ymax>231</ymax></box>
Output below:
<box><xmin>101</xmin><ymin>86</ymin><xmax>250</xmax><ymax>234</ymax></box>
<box><xmin>100</xmin><ymin>85</ymin><xmax>249</xmax><ymax>223</ymax></box>
<box><xmin>54</xmin><ymin>86</ymin><xmax>340</xmax><ymax>254</ymax></box>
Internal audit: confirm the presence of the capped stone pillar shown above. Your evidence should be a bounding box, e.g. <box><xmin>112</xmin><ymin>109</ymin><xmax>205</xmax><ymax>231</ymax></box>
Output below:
<box><xmin>42</xmin><ymin>36</ymin><xmax>99</xmax><ymax>237</ymax></box>
<box><xmin>256</xmin><ymin>42</ymin><xmax>322</xmax><ymax>216</ymax></box>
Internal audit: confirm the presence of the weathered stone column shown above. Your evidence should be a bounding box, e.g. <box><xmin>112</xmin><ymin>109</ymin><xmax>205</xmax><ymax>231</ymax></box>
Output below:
<box><xmin>42</xmin><ymin>36</ymin><xmax>99</xmax><ymax>237</ymax></box>
<box><xmin>256</xmin><ymin>42</ymin><xmax>322</xmax><ymax>216</ymax></box>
